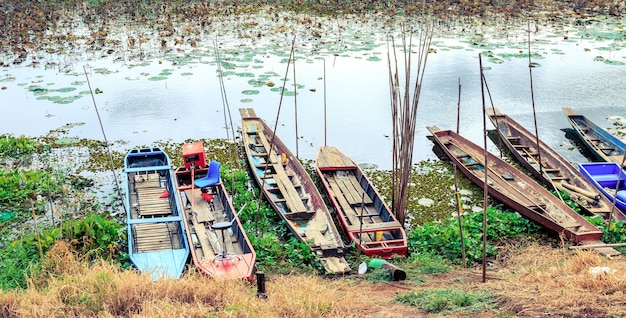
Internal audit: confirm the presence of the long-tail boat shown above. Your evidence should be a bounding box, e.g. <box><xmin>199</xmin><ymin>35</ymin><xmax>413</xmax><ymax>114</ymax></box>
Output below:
<box><xmin>578</xmin><ymin>162</ymin><xmax>626</xmax><ymax>215</ymax></box>
<box><xmin>487</xmin><ymin>107</ymin><xmax>626</xmax><ymax>221</ymax></box>
<box><xmin>427</xmin><ymin>126</ymin><xmax>603</xmax><ymax>243</ymax></box>
<box><xmin>174</xmin><ymin>141</ymin><xmax>256</xmax><ymax>280</ymax></box>
<box><xmin>239</xmin><ymin>108</ymin><xmax>350</xmax><ymax>274</ymax></box>
<box><xmin>124</xmin><ymin>146</ymin><xmax>190</xmax><ymax>280</ymax></box>
<box><xmin>315</xmin><ymin>146</ymin><xmax>407</xmax><ymax>258</ymax></box>
<box><xmin>563</xmin><ymin>107</ymin><xmax>625</xmax><ymax>164</ymax></box>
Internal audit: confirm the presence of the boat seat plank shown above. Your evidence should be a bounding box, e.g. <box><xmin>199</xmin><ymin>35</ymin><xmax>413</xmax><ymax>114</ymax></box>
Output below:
<box><xmin>594</xmin><ymin>174</ymin><xmax>620</xmax><ymax>182</ymax></box>
<box><xmin>349</xmin><ymin>221</ymin><xmax>402</xmax><ymax>232</ymax></box>
<box><xmin>303</xmin><ymin>229</ymin><xmax>332</xmax><ymax>249</ymax></box>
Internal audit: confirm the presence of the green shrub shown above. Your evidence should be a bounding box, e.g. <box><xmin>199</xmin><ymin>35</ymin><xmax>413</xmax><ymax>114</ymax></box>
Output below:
<box><xmin>0</xmin><ymin>213</ymin><xmax>125</xmax><ymax>290</ymax></box>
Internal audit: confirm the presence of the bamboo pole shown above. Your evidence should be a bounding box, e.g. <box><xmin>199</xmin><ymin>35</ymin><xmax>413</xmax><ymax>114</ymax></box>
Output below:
<box><xmin>293</xmin><ymin>51</ymin><xmax>299</xmax><ymax>159</ymax></box>
<box><xmin>323</xmin><ymin>58</ymin><xmax>327</xmax><ymax>147</ymax></box>
<box><xmin>527</xmin><ymin>21</ymin><xmax>543</xmax><ymax>181</ymax></box>
<box><xmin>453</xmin><ymin>78</ymin><xmax>467</xmax><ymax>268</ymax></box>
<box><xmin>479</xmin><ymin>53</ymin><xmax>488</xmax><ymax>283</ymax></box>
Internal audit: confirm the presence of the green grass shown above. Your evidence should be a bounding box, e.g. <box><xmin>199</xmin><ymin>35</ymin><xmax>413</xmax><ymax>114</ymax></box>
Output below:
<box><xmin>396</xmin><ymin>288</ymin><xmax>497</xmax><ymax>315</ymax></box>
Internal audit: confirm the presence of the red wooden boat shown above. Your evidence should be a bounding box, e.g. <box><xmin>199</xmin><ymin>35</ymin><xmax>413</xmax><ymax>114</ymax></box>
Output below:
<box><xmin>315</xmin><ymin>146</ymin><xmax>407</xmax><ymax>259</ymax></box>
<box><xmin>174</xmin><ymin>142</ymin><xmax>256</xmax><ymax>280</ymax></box>
<box><xmin>428</xmin><ymin>126</ymin><xmax>603</xmax><ymax>243</ymax></box>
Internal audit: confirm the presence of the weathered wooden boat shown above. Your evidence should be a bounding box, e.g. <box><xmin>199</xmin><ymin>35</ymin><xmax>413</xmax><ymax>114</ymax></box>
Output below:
<box><xmin>239</xmin><ymin>108</ymin><xmax>350</xmax><ymax>274</ymax></box>
<box><xmin>315</xmin><ymin>146</ymin><xmax>407</xmax><ymax>258</ymax></box>
<box><xmin>487</xmin><ymin>107</ymin><xmax>626</xmax><ymax>221</ymax></box>
<box><xmin>174</xmin><ymin>142</ymin><xmax>256</xmax><ymax>280</ymax></box>
<box><xmin>427</xmin><ymin>126</ymin><xmax>603</xmax><ymax>243</ymax></box>
<box><xmin>578</xmin><ymin>162</ymin><xmax>626</xmax><ymax>215</ymax></box>
<box><xmin>124</xmin><ymin>146</ymin><xmax>190</xmax><ymax>280</ymax></box>
<box><xmin>563</xmin><ymin>107</ymin><xmax>625</xmax><ymax>164</ymax></box>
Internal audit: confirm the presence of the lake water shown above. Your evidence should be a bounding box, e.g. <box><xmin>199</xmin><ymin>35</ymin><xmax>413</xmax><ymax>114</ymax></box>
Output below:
<box><xmin>1</xmin><ymin>13</ymin><xmax>625</xmax><ymax>170</ymax></box>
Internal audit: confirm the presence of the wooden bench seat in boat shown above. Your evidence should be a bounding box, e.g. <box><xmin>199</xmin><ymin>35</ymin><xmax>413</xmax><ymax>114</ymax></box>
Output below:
<box><xmin>593</xmin><ymin>174</ymin><xmax>620</xmax><ymax>182</ymax></box>
<box><xmin>348</xmin><ymin>221</ymin><xmax>403</xmax><ymax>232</ymax></box>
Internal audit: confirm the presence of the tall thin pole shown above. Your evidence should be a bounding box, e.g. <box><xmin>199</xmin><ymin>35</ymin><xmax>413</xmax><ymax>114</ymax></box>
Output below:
<box><xmin>293</xmin><ymin>52</ymin><xmax>299</xmax><ymax>158</ymax></box>
<box><xmin>214</xmin><ymin>37</ymin><xmax>240</xmax><ymax>173</ymax></box>
<box><xmin>83</xmin><ymin>65</ymin><xmax>126</xmax><ymax>214</ymax></box>
<box><xmin>453</xmin><ymin>78</ymin><xmax>467</xmax><ymax>268</ymax></box>
<box><xmin>323</xmin><ymin>58</ymin><xmax>327</xmax><ymax>147</ymax></box>
<box><xmin>528</xmin><ymin>21</ymin><xmax>543</xmax><ymax>177</ymax></box>
<box><xmin>479</xmin><ymin>54</ymin><xmax>488</xmax><ymax>283</ymax></box>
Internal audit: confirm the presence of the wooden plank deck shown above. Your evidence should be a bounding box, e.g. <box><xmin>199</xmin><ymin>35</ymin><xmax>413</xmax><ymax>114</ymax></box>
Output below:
<box><xmin>134</xmin><ymin>223</ymin><xmax>177</xmax><ymax>252</ymax></box>
<box><xmin>185</xmin><ymin>189</ymin><xmax>216</xmax><ymax>223</ymax></box>
<box><xmin>317</xmin><ymin>146</ymin><xmax>355</xmax><ymax>168</ymax></box>
<box><xmin>337</xmin><ymin>174</ymin><xmax>373</xmax><ymax>205</ymax></box>
<box><xmin>251</xmin><ymin>126</ymin><xmax>310</xmax><ymax>217</ymax></box>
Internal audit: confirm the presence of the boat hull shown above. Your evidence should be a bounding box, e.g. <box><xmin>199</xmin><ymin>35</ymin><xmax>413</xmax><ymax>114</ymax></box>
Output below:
<box><xmin>124</xmin><ymin>147</ymin><xmax>190</xmax><ymax>281</ymax></box>
<box><xmin>427</xmin><ymin>126</ymin><xmax>603</xmax><ymax>243</ymax></box>
<box><xmin>315</xmin><ymin>146</ymin><xmax>407</xmax><ymax>259</ymax></box>
<box><xmin>239</xmin><ymin>108</ymin><xmax>350</xmax><ymax>274</ymax></box>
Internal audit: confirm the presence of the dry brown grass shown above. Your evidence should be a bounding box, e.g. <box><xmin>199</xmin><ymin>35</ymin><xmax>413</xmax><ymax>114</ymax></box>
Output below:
<box><xmin>476</xmin><ymin>242</ymin><xmax>626</xmax><ymax>317</ymax></box>
<box><xmin>3</xmin><ymin>241</ymin><xmax>626</xmax><ymax>317</ymax></box>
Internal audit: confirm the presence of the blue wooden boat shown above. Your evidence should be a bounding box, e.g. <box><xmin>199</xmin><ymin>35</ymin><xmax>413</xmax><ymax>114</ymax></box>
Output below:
<box><xmin>124</xmin><ymin>146</ymin><xmax>190</xmax><ymax>280</ymax></box>
<box><xmin>578</xmin><ymin>162</ymin><xmax>626</xmax><ymax>214</ymax></box>
<box><xmin>563</xmin><ymin>107</ymin><xmax>625</xmax><ymax>164</ymax></box>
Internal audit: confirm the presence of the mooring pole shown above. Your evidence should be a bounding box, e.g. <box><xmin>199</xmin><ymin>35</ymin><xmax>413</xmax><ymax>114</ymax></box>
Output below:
<box><xmin>256</xmin><ymin>271</ymin><xmax>267</xmax><ymax>299</ymax></box>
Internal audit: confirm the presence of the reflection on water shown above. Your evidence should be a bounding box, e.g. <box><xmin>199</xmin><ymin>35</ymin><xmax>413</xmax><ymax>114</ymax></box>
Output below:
<box><xmin>1</xmin><ymin>15</ymin><xmax>625</xmax><ymax>170</ymax></box>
